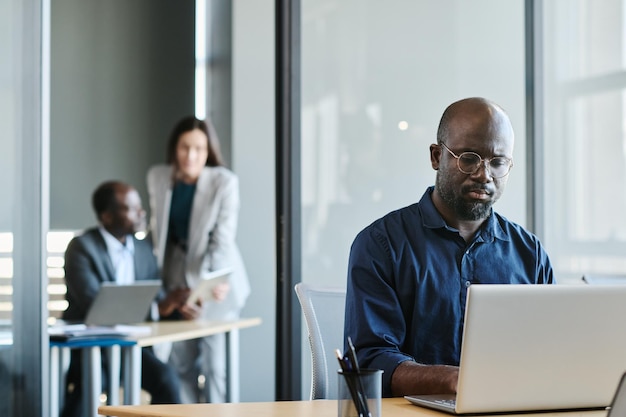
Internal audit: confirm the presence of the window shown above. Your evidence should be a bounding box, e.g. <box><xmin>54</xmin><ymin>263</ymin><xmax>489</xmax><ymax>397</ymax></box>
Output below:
<box><xmin>541</xmin><ymin>0</ymin><xmax>626</xmax><ymax>281</ymax></box>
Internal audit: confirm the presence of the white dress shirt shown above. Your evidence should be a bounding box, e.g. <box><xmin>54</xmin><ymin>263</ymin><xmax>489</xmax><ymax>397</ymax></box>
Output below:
<box><xmin>99</xmin><ymin>226</ymin><xmax>135</xmax><ymax>285</ymax></box>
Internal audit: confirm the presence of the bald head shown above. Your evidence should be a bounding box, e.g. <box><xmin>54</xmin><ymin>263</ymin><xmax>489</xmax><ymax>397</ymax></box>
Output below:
<box><xmin>91</xmin><ymin>180</ymin><xmax>145</xmax><ymax>240</ymax></box>
<box><xmin>437</xmin><ymin>97</ymin><xmax>514</xmax><ymax>148</ymax></box>
<box><xmin>92</xmin><ymin>181</ymin><xmax>133</xmax><ymax>221</ymax></box>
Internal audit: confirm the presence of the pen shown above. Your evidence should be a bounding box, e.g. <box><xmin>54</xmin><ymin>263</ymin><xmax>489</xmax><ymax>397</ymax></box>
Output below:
<box><xmin>336</xmin><ymin>348</ymin><xmax>353</xmax><ymax>372</ymax></box>
<box><xmin>345</xmin><ymin>339</ymin><xmax>372</xmax><ymax>417</ymax></box>
<box><xmin>346</xmin><ymin>337</ymin><xmax>372</xmax><ymax>417</ymax></box>
<box><xmin>336</xmin><ymin>349</ymin><xmax>368</xmax><ymax>417</ymax></box>
<box><xmin>346</xmin><ymin>336</ymin><xmax>361</xmax><ymax>372</ymax></box>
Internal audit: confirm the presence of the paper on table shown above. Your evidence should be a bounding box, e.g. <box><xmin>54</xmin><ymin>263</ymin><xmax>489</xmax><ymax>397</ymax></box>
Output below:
<box><xmin>49</xmin><ymin>325</ymin><xmax>125</xmax><ymax>341</ymax></box>
<box><xmin>48</xmin><ymin>323</ymin><xmax>152</xmax><ymax>341</ymax></box>
<box><xmin>112</xmin><ymin>324</ymin><xmax>152</xmax><ymax>336</ymax></box>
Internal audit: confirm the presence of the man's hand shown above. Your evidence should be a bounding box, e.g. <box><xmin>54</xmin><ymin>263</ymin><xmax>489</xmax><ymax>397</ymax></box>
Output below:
<box><xmin>157</xmin><ymin>288</ymin><xmax>191</xmax><ymax>317</ymax></box>
<box><xmin>391</xmin><ymin>361</ymin><xmax>459</xmax><ymax>397</ymax></box>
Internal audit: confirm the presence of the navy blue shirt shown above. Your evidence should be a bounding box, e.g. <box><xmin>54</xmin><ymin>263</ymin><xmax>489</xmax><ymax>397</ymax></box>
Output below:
<box><xmin>344</xmin><ymin>187</ymin><xmax>554</xmax><ymax>396</ymax></box>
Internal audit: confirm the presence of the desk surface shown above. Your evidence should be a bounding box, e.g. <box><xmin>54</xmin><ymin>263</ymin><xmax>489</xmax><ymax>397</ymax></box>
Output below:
<box><xmin>130</xmin><ymin>317</ymin><xmax>262</xmax><ymax>347</ymax></box>
<box><xmin>98</xmin><ymin>398</ymin><xmax>609</xmax><ymax>417</ymax></box>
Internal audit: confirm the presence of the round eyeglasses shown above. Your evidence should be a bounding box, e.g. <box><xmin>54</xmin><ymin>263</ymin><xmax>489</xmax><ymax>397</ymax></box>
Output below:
<box><xmin>440</xmin><ymin>142</ymin><xmax>513</xmax><ymax>178</ymax></box>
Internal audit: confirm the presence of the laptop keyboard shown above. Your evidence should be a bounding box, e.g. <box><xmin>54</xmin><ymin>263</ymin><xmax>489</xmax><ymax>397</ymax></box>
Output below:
<box><xmin>433</xmin><ymin>398</ymin><xmax>456</xmax><ymax>408</ymax></box>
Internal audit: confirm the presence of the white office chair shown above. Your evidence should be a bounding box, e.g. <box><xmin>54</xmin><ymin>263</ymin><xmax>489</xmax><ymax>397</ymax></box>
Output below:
<box><xmin>294</xmin><ymin>282</ymin><xmax>346</xmax><ymax>400</ymax></box>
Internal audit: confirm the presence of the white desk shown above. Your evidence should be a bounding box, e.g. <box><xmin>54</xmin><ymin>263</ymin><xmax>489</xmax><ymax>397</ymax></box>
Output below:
<box><xmin>99</xmin><ymin>398</ymin><xmax>610</xmax><ymax>417</ymax></box>
<box><xmin>52</xmin><ymin>317</ymin><xmax>261</xmax><ymax>417</ymax></box>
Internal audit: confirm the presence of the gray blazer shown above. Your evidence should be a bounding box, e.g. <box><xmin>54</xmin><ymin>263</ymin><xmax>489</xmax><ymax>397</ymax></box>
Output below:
<box><xmin>147</xmin><ymin>164</ymin><xmax>250</xmax><ymax>320</ymax></box>
<box><xmin>62</xmin><ymin>228</ymin><xmax>160</xmax><ymax>322</ymax></box>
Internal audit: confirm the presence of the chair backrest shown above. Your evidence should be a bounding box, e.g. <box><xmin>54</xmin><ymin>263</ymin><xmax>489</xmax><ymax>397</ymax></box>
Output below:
<box><xmin>294</xmin><ymin>282</ymin><xmax>346</xmax><ymax>400</ymax></box>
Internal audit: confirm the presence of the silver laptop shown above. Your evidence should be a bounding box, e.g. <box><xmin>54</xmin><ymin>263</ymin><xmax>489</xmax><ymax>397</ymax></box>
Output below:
<box><xmin>85</xmin><ymin>280</ymin><xmax>161</xmax><ymax>326</ymax></box>
<box><xmin>405</xmin><ymin>284</ymin><xmax>626</xmax><ymax>414</ymax></box>
<box><xmin>583</xmin><ymin>274</ymin><xmax>626</xmax><ymax>285</ymax></box>
<box><xmin>608</xmin><ymin>373</ymin><xmax>626</xmax><ymax>417</ymax></box>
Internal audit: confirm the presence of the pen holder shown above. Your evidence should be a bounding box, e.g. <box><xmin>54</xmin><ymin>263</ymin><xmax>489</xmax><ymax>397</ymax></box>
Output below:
<box><xmin>338</xmin><ymin>368</ymin><xmax>383</xmax><ymax>417</ymax></box>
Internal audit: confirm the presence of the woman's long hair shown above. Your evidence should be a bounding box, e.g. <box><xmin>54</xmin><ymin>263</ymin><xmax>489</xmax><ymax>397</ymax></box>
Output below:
<box><xmin>166</xmin><ymin>116</ymin><xmax>224</xmax><ymax>167</ymax></box>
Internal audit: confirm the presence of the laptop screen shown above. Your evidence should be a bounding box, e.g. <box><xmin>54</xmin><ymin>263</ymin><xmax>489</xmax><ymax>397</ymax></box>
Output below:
<box><xmin>85</xmin><ymin>280</ymin><xmax>161</xmax><ymax>326</ymax></box>
<box><xmin>453</xmin><ymin>284</ymin><xmax>626</xmax><ymax>413</ymax></box>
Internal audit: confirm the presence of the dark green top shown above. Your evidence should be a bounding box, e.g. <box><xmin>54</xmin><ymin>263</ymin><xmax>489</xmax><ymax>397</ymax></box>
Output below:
<box><xmin>168</xmin><ymin>180</ymin><xmax>196</xmax><ymax>245</ymax></box>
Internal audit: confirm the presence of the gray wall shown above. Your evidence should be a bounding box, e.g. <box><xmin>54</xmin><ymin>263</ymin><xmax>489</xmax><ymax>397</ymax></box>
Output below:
<box><xmin>50</xmin><ymin>0</ymin><xmax>195</xmax><ymax>229</ymax></box>
<box><xmin>203</xmin><ymin>0</ymin><xmax>233</xmax><ymax>166</ymax></box>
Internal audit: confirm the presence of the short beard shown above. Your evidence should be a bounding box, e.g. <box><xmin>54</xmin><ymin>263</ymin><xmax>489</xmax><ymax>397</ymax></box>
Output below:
<box><xmin>436</xmin><ymin>176</ymin><xmax>493</xmax><ymax>221</ymax></box>
<box><xmin>461</xmin><ymin>199</ymin><xmax>492</xmax><ymax>221</ymax></box>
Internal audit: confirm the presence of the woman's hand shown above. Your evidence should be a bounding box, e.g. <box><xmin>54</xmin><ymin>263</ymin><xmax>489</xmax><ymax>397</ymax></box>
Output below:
<box><xmin>211</xmin><ymin>282</ymin><xmax>230</xmax><ymax>302</ymax></box>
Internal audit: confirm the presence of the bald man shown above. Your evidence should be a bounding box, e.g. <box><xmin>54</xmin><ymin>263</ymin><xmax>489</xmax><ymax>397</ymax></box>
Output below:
<box><xmin>344</xmin><ymin>97</ymin><xmax>555</xmax><ymax>397</ymax></box>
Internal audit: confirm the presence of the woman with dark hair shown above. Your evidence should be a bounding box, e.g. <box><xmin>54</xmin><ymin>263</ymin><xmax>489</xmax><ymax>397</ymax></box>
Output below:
<box><xmin>147</xmin><ymin>116</ymin><xmax>250</xmax><ymax>403</ymax></box>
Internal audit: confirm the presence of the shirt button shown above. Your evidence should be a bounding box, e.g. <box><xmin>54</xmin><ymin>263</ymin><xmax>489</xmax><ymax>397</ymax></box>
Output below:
<box><xmin>465</xmin><ymin>281</ymin><xmax>471</xmax><ymax>288</ymax></box>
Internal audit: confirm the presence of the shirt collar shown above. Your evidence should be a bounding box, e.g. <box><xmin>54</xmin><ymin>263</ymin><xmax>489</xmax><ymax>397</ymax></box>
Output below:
<box><xmin>98</xmin><ymin>226</ymin><xmax>135</xmax><ymax>254</ymax></box>
<box><xmin>418</xmin><ymin>186</ymin><xmax>509</xmax><ymax>242</ymax></box>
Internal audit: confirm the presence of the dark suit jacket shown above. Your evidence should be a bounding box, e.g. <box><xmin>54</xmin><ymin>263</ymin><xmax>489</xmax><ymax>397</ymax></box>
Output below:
<box><xmin>62</xmin><ymin>228</ymin><xmax>161</xmax><ymax>322</ymax></box>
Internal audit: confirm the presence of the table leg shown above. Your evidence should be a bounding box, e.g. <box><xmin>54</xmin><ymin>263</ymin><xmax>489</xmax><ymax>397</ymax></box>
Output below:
<box><xmin>50</xmin><ymin>346</ymin><xmax>69</xmax><ymax>417</ymax></box>
<box><xmin>82</xmin><ymin>346</ymin><xmax>101</xmax><ymax>417</ymax></box>
<box><xmin>225</xmin><ymin>328</ymin><xmax>240</xmax><ymax>403</ymax></box>
<box><xmin>49</xmin><ymin>346</ymin><xmax>59</xmax><ymax>417</ymax></box>
<box><xmin>58</xmin><ymin>347</ymin><xmax>69</xmax><ymax>412</ymax></box>
<box><xmin>106</xmin><ymin>345</ymin><xmax>121</xmax><ymax>405</ymax></box>
<box><xmin>122</xmin><ymin>345</ymin><xmax>141</xmax><ymax>405</ymax></box>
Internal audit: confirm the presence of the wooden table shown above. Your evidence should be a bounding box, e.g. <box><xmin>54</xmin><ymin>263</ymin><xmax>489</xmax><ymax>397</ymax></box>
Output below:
<box><xmin>124</xmin><ymin>318</ymin><xmax>262</xmax><ymax>404</ymax></box>
<box><xmin>132</xmin><ymin>318</ymin><xmax>261</xmax><ymax>347</ymax></box>
<box><xmin>53</xmin><ymin>317</ymin><xmax>261</xmax><ymax>417</ymax></box>
<box><xmin>99</xmin><ymin>398</ymin><xmax>609</xmax><ymax>417</ymax></box>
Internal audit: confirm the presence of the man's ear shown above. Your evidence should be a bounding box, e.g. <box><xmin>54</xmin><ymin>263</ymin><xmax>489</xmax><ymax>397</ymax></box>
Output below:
<box><xmin>100</xmin><ymin>211</ymin><xmax>112</xmax><ymax>227</ymax></box>
<box><xmin>430</xmin><ymin>143</ymin><xmax>442</xmax><ymax>170</ymax></box>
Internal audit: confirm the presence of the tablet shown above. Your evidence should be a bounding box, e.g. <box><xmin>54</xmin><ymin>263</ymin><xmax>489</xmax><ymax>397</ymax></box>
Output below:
<box><xmin>186</xmin><ymin>267</ymin><xmax>233</xmax><ymax>306</ymax></box>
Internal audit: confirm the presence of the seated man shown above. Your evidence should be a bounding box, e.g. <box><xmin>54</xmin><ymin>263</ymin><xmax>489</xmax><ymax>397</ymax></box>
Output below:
<box><xmin>61</xmin><ymin>180</ymin><xmax>187</xmax><ymax>417</ymax></box>
<box><xmin>344</xmin><ymin>97</ymin><xmax>555</xmax><ymax>398</ymax></box>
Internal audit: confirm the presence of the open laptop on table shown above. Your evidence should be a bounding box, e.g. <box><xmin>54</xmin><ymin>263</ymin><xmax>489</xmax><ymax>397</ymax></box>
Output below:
<box><xmin>85</xmin><ymin>280</ymin><xmax>161</xmax><ymax>326</ymax></box>
<box><xmin>607</xmin><ymin>372</ymin><xmax>626</xmax><ymax>417</ymax></box>
<box><xmin>583</xmin><ymin>274</ymin><xmax>626</xmax><ymax>285</ymax></box>
<box><xmin>405</xmin><ymin>284</ymin><xmax>626</xmax><ymax>414</ymax></box>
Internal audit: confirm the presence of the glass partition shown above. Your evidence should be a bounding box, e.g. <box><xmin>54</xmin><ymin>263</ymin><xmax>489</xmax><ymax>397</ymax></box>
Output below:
<box><xmin>0</xmin><ymin>0</ymin><xmax>48</xmax><ymax>415</ymax></box>
<box><xmin>300</xmin><ymin>0</ymin><xmax>527</xmax><ymax>291</ymax></box>
<box><xmin>300</xmin><ymin>0</ymin><xmax>526</xmax><ymax>397</ymax></box>
<box><xmin>0</xmin><ymin>1</ymin><xmax>19</xmax><ymax>413</ymax></box>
